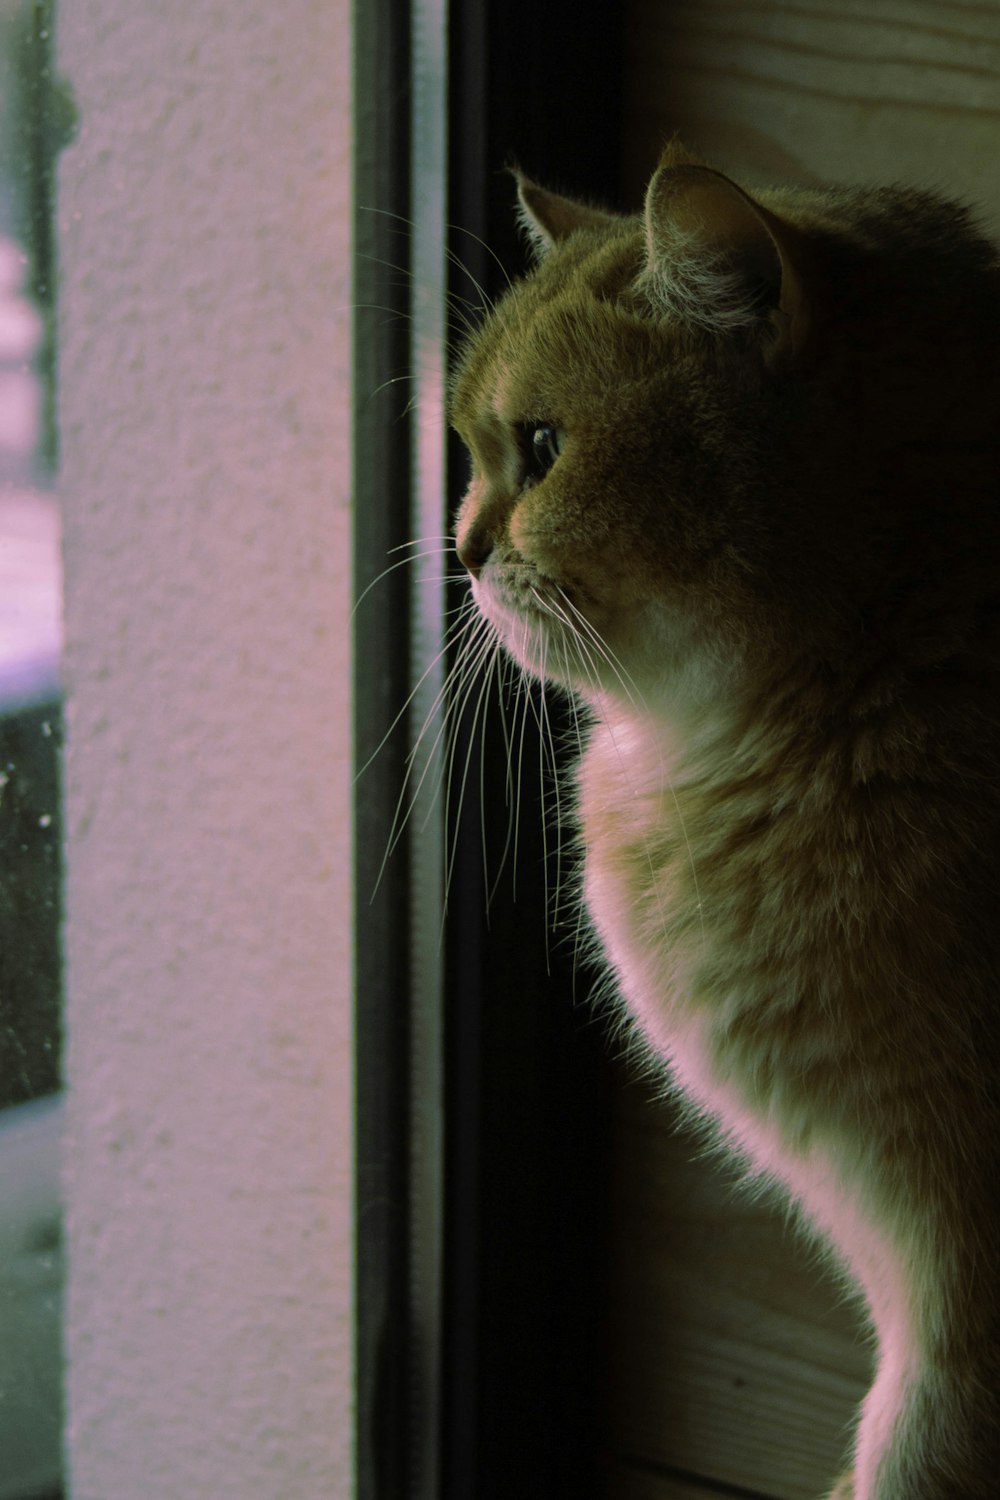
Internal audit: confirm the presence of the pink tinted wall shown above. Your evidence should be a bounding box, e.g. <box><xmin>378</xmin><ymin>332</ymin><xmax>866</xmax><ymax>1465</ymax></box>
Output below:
<box><xmin>56</xmin><ymin>3</ymin><xmax>354</xmax><ymax>1495</ymax></box>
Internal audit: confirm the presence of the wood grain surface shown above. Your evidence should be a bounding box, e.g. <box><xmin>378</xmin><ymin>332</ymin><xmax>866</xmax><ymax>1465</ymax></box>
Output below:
<box><xmin>622</xmin><ymin>0</ymin><xmax>1000</xmax><ymax>230</ymax></box>
<box><xmin>603</xmin><ymin>1073</ymin><xmax>871</xmax><ymax>1500</ymax></box>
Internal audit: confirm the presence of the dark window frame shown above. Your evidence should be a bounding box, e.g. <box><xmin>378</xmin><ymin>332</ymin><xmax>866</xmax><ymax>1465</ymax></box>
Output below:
<box><xmin>354</xmin><ymin>8</ymin><xmax>624</xmax><ymax>1496</ymax></box>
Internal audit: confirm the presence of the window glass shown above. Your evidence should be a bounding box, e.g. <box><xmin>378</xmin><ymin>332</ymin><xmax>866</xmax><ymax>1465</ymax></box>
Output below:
<box><xmin>0</xmin><ymin>5</ymin><xmax>69</xmax><ymax>1497</ymax></box>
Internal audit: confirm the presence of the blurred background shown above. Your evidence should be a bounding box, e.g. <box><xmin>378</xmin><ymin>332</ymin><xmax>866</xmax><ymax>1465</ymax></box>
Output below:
<box><xmin>0</xmin><ymin>3</ymin><xmax>68</xmax><ymax>1496</ymax></box>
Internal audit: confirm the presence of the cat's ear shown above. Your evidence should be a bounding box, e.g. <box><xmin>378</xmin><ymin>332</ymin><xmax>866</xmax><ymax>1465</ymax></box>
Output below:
<box><xmin>642</xmin><ymin>161</ymin><xmax>809</xmax><ymax>357</ymax></box>
<box><xmin>514</xmin><ymin>171</ymin><xmax>620</xmax><ymax>260</ymax></box>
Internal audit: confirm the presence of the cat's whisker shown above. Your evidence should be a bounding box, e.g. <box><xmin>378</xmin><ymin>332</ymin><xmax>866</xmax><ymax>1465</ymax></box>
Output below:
<box><xmin>544</xmin><ymin>588</ymin><xmax>706</xmax><ymax>955</ymax></box>
<box><xmin>475</xmin><ymin>646</ymin><xmax>504</xmax><ymax>916</ymax></box>
<box><xmin>444</xmin><ymin>253</ymin><xmax>498</xmax><ymax>321</ymax></box>
<box><xmin>353</xmin><ymin>547</ymin><xmax>457</xmax><ymax>616</ymax></box>
<box><xmin>370</xmin><ymin>372</ymin><xmax>419</xmax><ymax>402</ymax></box>
<box><xmin>473</xmin><ymin>644</ymin><xmax>508</xmax><ymax>911</ymax></box>
<box><xmin>532</xmin><ymin>633</ymin><xmax>555</xmax><ymax>974</ymax></box>
<box><xmin>442</xmin><ymin>619</ymin><xmax>507</xmax><ymax>914</ymax></box>
<box><xmin>386</xmin><ymin>534</ymin><xmax>457</xmax><ymax>553</ymax></box>
<box><xmin>555</xmin><ymin>589</ymin><xmax>648</xmax><ymax>713</ymax></box>
<box><xmin>446</xmin><ymin>221</ymin><xmax>513</xmax><ymax>298</ymax></box>
<box><xmin>356</xmin><ymin>594</ymin><xmax>479</xmax><ymax>787</ymax></box>
<box><xmin>355</xmin><ymin>253</ymin><xmax>491</xmax><ymax>347</ymax></box>
<box><xmin>359</xmin><ymin>203</ymin><xmax>512</xmax><ymax>301</ymax></box>
<box><xmin>357</xmin><ymin>204</ymin><xmax>413</xmax><ymax>226</ymax></box>
<box><xmin>351</xmin><ymin>301</ymin><xmax>415</xmax><ymax>323</ymax></box>
<box><xmin>357</xmin><ymin>642</ymin><xmax>451</xmax><ymax>790</ymax></box>
<box><xmin>356</xmin><ymin>246</ymin><xmax>486</xmax><ymax>315</ymax></box>
<box><xmin>509</xmin><ymin>655</ymin><xmax>539</xmax><ymax>906</ymax></box>
<box><xmin>368</xmin><ymin>607</ymin><xmax>489</xmax><ymax>896</ymax></box>
<box><xmin>388</xmin><ymin>655</ymin><xmax>503</xmax><ymax>905</ymax></box>
<box><xmin>485</xmin><ymin>645</ymin><xmax>519</xmax><ymax>915</ymax></box>
<box><xmin>552</xmin><ymin>627</ymin><xmax>595</xmax><ymax>989</ymax></box>
<box><xmin>528</xmin><ymin>587</ymin><xmax>575</xmax><ymax>935</ymax></box>
<box><xmin>359</xmin><ymin>210</ymin><xmax>497</xmax><ymax>297</ymax></box>
<box><xmin>539</xmin><ymin>660</ymin><xmax>563</xmax><ymax>938</ymax></box>
<box><xmin>417</xmin><ymin>616</ymin><xmax>502</xmax><ymax>925</ymax></box>
<box><xmin>405</xmin><ymin>603</ymin><xmax>489</xmax><ymax>778</ymax></box>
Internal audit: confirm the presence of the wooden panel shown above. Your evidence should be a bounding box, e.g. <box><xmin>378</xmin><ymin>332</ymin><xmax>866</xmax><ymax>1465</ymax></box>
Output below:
<box><xmin>623</xmin><ymin>0</ymin><xmax>1000</xmax><ymax>232</ymax></box>
<box><xmin>604</xmin><ymin>1074</ymin><xmax>871</xmax><ymax>1500</ymax></box>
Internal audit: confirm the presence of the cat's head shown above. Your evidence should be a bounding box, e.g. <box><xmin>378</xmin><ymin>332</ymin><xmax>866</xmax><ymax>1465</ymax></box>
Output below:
<box><xmin>451</xmin><ymin>144</ymin><xmax>1000</xmax><ymax>721</ymax></box>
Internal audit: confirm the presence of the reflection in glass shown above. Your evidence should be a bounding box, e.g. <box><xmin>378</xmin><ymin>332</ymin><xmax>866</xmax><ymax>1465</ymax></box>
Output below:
<box><xmin>0</xmin><ymin>4</ymin><xmax>64</xmax><ymax>1496</ymax></box>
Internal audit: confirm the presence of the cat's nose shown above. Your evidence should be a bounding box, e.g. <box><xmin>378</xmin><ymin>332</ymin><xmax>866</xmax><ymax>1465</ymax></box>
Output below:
<box><xmin>456</xmin><ymin>524</ymin><xmax>492</xmax><ymax>578</ymax></box>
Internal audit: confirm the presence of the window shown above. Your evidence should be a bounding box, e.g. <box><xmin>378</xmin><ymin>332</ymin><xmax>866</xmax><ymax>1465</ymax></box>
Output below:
<box><xmin>0</xmin><ymin>5</ymin><xmax>68</xmax><ymax>1497</ymax></box>
<box><xmin>354</xmin><ymin>6</ymin><xmax>623</xmax><ymax>1496</ymax></box>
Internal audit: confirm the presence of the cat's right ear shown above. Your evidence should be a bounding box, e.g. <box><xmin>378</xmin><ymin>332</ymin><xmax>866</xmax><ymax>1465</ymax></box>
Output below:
<box><xmin>514</xmin><ymin>171</ymin><xmax>620</xmax><ymax>260</ymax></box>
<box><xmin>642</xmin><ymin>161</ymin><xmax>811</xmax><ymax>358</ymax></box>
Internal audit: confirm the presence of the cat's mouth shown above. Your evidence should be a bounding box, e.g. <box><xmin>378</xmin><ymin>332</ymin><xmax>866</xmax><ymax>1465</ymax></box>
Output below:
<box><xmin>473</xmin><ymin>559</ymin><xmax>606</xmax><ymax>687</ymax></box>
<box><xmin>476</xmin><ymin>553</ymin><xmax>574</xmax><ymax>625</ymax></box>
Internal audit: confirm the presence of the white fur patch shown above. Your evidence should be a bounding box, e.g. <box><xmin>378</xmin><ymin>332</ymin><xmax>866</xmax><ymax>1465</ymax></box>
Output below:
<box><xmin>639</xmin><ymin>226</ymin><xmax>767</xmax><ymax>336</ymax></box>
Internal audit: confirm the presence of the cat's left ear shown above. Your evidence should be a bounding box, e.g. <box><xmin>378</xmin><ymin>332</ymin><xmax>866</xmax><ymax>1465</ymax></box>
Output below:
<box><xmin>643</xmin><ymin>162</ymin><xmax>810</xmax><ymax>358</ymax></box>
<box><xmin>514</xmin><ymin>171</ymin><xmax>620</xmax><ymax>260</ymax></box>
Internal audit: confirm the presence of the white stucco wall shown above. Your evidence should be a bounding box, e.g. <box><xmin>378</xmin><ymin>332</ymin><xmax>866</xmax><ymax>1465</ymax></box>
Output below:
<box><xmin>56</xmin><ymin>4</ymin><xmax>353</xmax><ymax>1496</ymax></box>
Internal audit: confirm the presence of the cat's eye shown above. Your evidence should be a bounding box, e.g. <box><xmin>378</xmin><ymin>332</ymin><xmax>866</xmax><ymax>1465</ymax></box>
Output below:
<box><xmin>523</xmin><ymin>422</ymin><xmax>563</xmax><ymax>483</ymax></box>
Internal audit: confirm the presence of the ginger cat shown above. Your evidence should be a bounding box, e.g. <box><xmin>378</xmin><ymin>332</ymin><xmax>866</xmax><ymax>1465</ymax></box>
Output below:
<box><xmin>450</xmin><ymin>143</ymin><xmax>1000</xmax><ymax>1499</ymax></box>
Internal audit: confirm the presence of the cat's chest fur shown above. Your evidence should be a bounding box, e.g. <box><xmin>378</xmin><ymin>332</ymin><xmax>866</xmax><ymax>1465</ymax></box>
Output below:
<box><xmin>575</xmin><ymin>710</ymin><xmax>915</xmax><ymax>1336</ymax></box>
<box><xmin>578</xmin><ymin>713</ymin><xmax>761</xmax><ymax>1114</ymax></box>
<box><xmin>577</xmin><ymin>708</ymin><xmax>882</xmax><ymax>1170</ymax></box>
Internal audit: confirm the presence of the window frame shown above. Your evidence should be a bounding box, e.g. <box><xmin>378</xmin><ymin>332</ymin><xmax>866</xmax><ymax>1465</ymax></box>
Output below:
<box><xmin>354</xmin><ymin>7</ymin><xmax>624</xmax><ymax>1495</ymax></box>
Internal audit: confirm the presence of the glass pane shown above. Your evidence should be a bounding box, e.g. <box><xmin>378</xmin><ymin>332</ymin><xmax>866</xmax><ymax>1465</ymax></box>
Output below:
<box><xmin>0</xmin><ymin>4</ymin><xmax>66</xmax><ymax>1496</ymax></box>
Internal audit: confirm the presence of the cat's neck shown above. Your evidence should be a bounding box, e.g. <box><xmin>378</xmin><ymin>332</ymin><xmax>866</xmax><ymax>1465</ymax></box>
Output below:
<box><xmin>586</xmin><ymin>683</ymin><xmax>746</xmax><ymax>793</ymax></box>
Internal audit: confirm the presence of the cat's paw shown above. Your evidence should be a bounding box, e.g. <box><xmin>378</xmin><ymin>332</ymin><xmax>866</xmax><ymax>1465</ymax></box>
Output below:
<box><xmin>826</xmin><ymin>1473</ymin><xmax>854</xmax><ymax>1500</ymax></box>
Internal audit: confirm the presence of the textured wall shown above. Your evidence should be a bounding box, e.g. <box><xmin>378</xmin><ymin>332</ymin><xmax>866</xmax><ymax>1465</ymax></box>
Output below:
<box><xmin>56</xmin><ymin>4</ymin><xmax>353</xmax><ymax>1496</ymax></box>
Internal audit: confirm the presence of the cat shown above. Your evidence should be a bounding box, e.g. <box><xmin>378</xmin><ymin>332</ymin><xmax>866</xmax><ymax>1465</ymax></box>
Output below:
<box><xmin>449</xmin><ymin>140</ymin><xmax>1000</xmax><ymax>1500</ymax></box>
